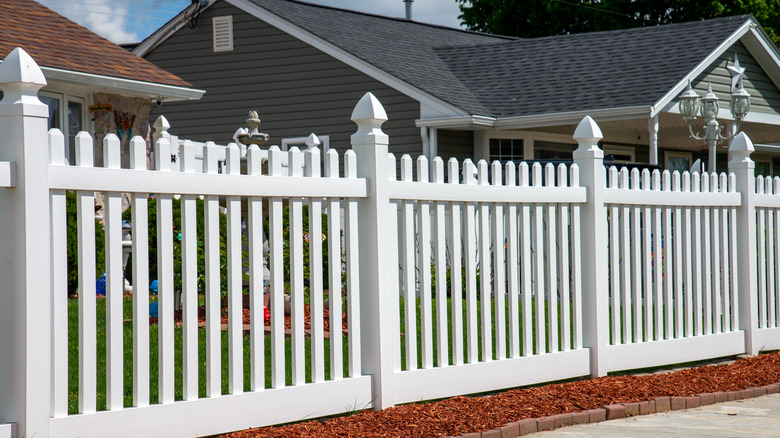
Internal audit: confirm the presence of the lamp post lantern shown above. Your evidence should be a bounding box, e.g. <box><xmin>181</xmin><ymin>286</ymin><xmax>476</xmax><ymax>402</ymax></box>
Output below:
<box><xmin>678</xmin><ymin>66</ymin><xmax>750</xmax><ymax>172</ymax></box>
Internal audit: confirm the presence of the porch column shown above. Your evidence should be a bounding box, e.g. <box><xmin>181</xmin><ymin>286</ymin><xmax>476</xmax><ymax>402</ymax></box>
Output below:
<box><xmin>648</xmin><ymin>115</ymin><xmax>659</xmax><ymax>166</ymax></box>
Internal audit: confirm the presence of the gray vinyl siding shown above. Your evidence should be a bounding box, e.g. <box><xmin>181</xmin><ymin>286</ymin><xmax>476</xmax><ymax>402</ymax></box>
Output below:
<box><xmin>144</xmin><ymin>1</ymin><xmax>421</xmax><ymax>155</ymax></box>
<box><xmin>437</xmin><ymin>129</ymin><xmax>473</xmax><ymax>162</ymax></box>
<box><xmin>693</xmin><ymin>41</ymin><xmax>780</xmax><ymax>116</ymax></box>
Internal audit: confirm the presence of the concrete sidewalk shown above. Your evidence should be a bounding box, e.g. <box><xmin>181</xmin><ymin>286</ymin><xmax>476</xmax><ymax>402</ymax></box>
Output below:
<box><xmin>529</xmin><ymin>394</ymin><xmax>780</xmax><ymax>437</ymax></box>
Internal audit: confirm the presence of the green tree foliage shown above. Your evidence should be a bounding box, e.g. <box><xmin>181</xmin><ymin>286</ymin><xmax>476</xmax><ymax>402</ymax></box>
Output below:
<box><xmin>457</xmin><ymin>0</ymin><xmax>780</xmax><ymax>44</ymax></box>
<box><xmin>66</xmin><ymin>191</ymin><xmax>105</xmax><ymax>294</ymax></box>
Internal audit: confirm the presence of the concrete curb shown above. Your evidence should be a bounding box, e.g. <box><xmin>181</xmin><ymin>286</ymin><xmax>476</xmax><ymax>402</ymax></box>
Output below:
<box><xmin>449</xmin><ymin>383</ymin><xmax>780</xmax><ymax>437</ymax></box>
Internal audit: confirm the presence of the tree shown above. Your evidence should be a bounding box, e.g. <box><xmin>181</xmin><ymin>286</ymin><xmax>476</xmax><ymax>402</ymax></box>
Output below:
<box><xmin>457</xmin><ymin>0</ymin><xmax>780</xmax><ymax>44</ymax></box>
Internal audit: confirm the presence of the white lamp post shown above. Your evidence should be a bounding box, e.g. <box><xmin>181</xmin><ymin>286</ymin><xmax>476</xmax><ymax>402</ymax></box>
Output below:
<box><xmin>678</xmin><ymin>80</ymin><xmax>750</xmax><ymax>172</ymax></box>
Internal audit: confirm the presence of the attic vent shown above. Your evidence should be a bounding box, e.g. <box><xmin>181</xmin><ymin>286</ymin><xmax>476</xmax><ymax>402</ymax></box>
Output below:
<box><xmin>213</xmin><ymin>16</ymin><xmax>233</xmax><ymax>52</ymax></box>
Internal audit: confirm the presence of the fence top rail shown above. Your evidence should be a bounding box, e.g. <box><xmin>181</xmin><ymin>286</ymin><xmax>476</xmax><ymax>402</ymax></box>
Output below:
<box><xmin>47</xmin><ymin>129</ymin><xmax>367</xmax><ymax>198</ymax></box>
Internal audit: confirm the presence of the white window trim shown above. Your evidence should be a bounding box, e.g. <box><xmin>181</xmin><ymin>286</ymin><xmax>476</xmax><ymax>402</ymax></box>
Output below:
<box><xmin>213</xmin><ymin>16</ymin><xmax>234</xmax><ymax>52</ymax></box>
<box><xmin>281</xmin><ymin>135</ymin><xmax>330</xmax><ymax>153</ymax></box>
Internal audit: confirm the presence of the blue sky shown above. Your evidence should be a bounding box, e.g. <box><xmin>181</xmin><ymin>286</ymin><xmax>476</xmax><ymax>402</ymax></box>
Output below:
<box><xmin>37</xmin><ymin>0</ymin><xmax>464</xmax><ymax>44</ymax></box>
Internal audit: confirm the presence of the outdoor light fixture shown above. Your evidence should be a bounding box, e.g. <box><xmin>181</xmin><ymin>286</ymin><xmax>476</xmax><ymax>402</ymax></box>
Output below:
<box><xmin>678</xmin><ymin>55</ymin><xmax>751</xmax><ymax>172</ymax></box>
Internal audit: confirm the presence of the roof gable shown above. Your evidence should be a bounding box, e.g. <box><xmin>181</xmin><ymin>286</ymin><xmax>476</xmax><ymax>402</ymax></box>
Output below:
<box><xmin>0</xmin><ymin>0</ymin><xmax>191</xmax><ymax>88</ymax></box>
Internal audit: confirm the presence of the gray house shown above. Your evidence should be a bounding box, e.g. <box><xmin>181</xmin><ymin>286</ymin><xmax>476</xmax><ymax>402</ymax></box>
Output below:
<box><xmin>136</xmin><ymin>0</ymin><xmax>780</xmax><ymax>174</ymax></box>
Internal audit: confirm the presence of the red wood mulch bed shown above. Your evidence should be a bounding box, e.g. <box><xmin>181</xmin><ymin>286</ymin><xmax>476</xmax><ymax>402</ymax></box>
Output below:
<box><xmin>218</xmin><ymin>351</ymin><xmax>780</xmax><ymax>438</ymax></box>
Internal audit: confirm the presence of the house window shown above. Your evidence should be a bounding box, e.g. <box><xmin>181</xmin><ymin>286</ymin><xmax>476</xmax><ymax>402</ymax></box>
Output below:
<box><xmin>665</xmin><ymin>151</ymin><xmax>692</xmax><ymax>173</ymax></box>
<box><xmin>213</xmin><ymin>16</ymin><xmax>234</xmax><ymax>52</ymax></box>
<box><xmin>534</xmin><ymin>140</ymin><xmax>576</xmax><ymax>161</ymax></box>
<box><xmin>755</xmin><ymin>158</ymin><xmax>772</xmax><ymax>177</ymax></box>
<box><xmin>489</xmin><ymin>138</ymin><xmax>523</xmax><ymax>162</ymax></box>
<box><xmin>40</xmin><ymin>91</ymin><xmax>86</xmax><ymax>165</ymax></box>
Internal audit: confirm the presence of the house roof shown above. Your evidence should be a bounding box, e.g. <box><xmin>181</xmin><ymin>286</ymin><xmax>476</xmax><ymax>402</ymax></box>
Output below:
<box><xmin>138</xmin><ymin>0</ymin><xmax>777</xmax><ymax>121</ymax></box>
<box><xmin>244</xmin><ymin>0</ymin><xmax>513</xmax><ymax>117</ymax></box>
<box><xmin>0</xmin><ymin>0</ymin><xmax>192</xmax><ymax>89</ymax></box>
<box><xmin>436</xmin><ymin>16</ymin><xmax>751</xmax><ymax>118</ymax></box>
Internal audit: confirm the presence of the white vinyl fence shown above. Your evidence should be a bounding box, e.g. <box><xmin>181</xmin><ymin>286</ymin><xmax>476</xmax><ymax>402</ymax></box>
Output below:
<box><xmin>0</xmin><ymin>48</ymin><xmax>779</xmax><ymax>438</ymax></box>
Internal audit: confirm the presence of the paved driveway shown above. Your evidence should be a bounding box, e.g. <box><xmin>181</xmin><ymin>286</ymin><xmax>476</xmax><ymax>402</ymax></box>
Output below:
<box><xmin>530</xmin><ymin>394</ymin><xmax>780</xmax><ymax>437</ymax></box>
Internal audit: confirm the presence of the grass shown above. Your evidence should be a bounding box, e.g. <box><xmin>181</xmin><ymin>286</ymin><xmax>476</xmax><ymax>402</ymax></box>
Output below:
<box><xmin>67</xmin><ymin>296</ymin><xmax>350</xmax><ymax>414</ymax></box>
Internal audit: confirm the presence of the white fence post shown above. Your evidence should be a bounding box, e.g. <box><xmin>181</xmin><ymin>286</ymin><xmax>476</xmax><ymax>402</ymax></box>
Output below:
<box><xmin>572</xmin><ymin>116</ymin><xmax>610</xmax><ymax>377</ymax></box>
<box><xmin>728</xmin><ymin>132</ymin><xmax>759</xmax><ymax>355</ymax></box>
<box><xmin>0</xmin><ymin>48</ymin><xmax>51</xmax><ymax>437</ymax></box>
<box><xmin>351</xmin><ymin>92</ymin><xmax>396</xmax><ymax>409</ymax></box>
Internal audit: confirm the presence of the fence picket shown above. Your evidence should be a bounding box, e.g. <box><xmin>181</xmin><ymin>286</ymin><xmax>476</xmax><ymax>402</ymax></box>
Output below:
<box><xmin>545</xmin><ymin>164</ymin><xmax>559</xmax><ymax>352</ymax></box>
<box><xmin>765</xmin><ymin>176</ymin><xmax>775</xmax><ymax>329</ymax></box>
<box><xmin>506</xmin><ymin>162</ymin><xmax>520</xmax><ymax>357</ymax></box>
<box><xmin>463</xmin><ymin>159</ymin><xmax>478</xmax><ymax>362</ymax></box>
<box><xmin>325</xmin><ymin>150</ymin><xmax>343</xmax><ymax>379</ymax></box>
<box><xmin>533</xmin><ymin>163</ymin><xmax>545</xmax><ymax>353</ymax></box>
<box><xmin>570</xmin><ymin>164</ymin><xmax>583</xmax><ymax>349</ymax></box>
<box><xmin>729</xmin><ymin>172</ymin><xmax>739</xmax><ymax>330</ymax></box>
<box><xmin>774</xmin><ymin>177</ymin><xmax>780</xmax><ymax>327</ymax></box>
<box><xmin>400</xmin><ymin>155</ymin><xmax>417</xmax><ymax>370</ymax></box>
<box><xmin>702</xmin><ymin>173</ymin><xmax>712</xmax><ymax>335</ymax></box>
<box><xmin>75</xmin><ymin>132</ymin><xmax>97</xmax><ymax>414</ymax></box>
<box><xmin>432</xmin><ymin>157</ymin><xmax>449</xmax><ymax>366</ymax></box>
<box><xmin>663</xmin><ymin>171</ymin><xmax>673</xmax><ymax>340</ymax></box>
<box><xmin>652</xmin><ymin>170</ymin><xmax>663</xmax><ymax>341</ymax></box>
<box><xmin>103</xmin><ymin>134</ymin><xmax>124</xmax><ymax>410</ymax></box>
<box><xmin>288</xmin><ymin>147</ymin><xmax>306</xmax><ymax>385</ymax></box>
<box><xmin>49</xmin><ymin>129</ymin><xmax>68</xmax><ymax>417</ymax></box>
<box><xmin>417</xmin><ymin>156</ymin><xmax>434</xmax><ymax>369</ymax></box>
<box><xmin>491</xmin><ymin>161</ymin><xmax>506</xmax><ymax>359</ymax></box>
<box><xmin>226</xmin><ymin>143</ymin><xmax>243</xmax><ymax>394</ymax></box>
<box><xmin>692</xmin><ymin>172</ymin><xmax>703</xmax><ymax>336</ymax></box>
<box><xmin>620</xmin><ymin>167</ymin><xmax>630</xmax><ymax>344</ymax></box>
<box><xmin>448</xmin><ymin>158</ymin><xmax>464</xmax><ymax>365</ymax></box>
<box><xmin>710</xmin><ymin>173</ymin><xmax>721</xmax><ymax>334</ymax></box>
<box><xmin>557</xmin><ymin>164</ymin><xmax>571</xmax><ymax>351</ymax></box>
<box><xmin>608</xmin><ymin>166</ymin><xmax>619</xmax><ymax>344</ymax></box>
<box><xmin>344</xmin><ymin>150</ymin><xmax>362</xmax><ymax>377</ymax></box>
<box><xmin>683</xmin><ymin>172</ymin><xmax>694</xmax><ymax>337</ymax></box>
<box><xmin>130</xmin><ymin>137</ymin><xmax>150</xmax><ymax>407</ymax></box>
<box><xmin>204</xmin><ymin>141</ymin><xmax>222</xmax><ymax>395</ymax></box>
<box><xmin>246</xmin><ymin>145</ymin><xmax>265</xmax><ymax>391</ymax></box>
<box><xmin>719</xmin><ymin>173</ymin><xmax>729</xmax><ymax>333</ymax></box>
<box><xmin>673</xmin><ymin>172</ymin><xmax>683</xmax><ymax>338</ymax></box>
<box><xmin>519</xmin><ymin>163</ymin><xmax>533</xmax><ymax>355</ymax></box>
<box><xmin>180</xmin><ymin>140</ymin><xmax>199</xmax><ymax>399</ymax></box>
<box><xmin>478</xmin><ymin>160</ymin><xmax>492</xmax><ymax>361</ymax></box>
<box><xmin>306</xmin><ymin>147</ymin><xmax>325</xmax><ymax>382</ymax></box>
<box><xmin>630</xmin><ymin>168</ymin><xmax>641</xmax><ymax>343</ymax></box>
<box><xmin>641</xmin><ymin>169</ymin><xmax>652</xmax><ymax>342</ymax></box>
<box><xmin>758</xmin><ymin>178</ymin><xmax>767</xmax><ymax>329</ymax></box>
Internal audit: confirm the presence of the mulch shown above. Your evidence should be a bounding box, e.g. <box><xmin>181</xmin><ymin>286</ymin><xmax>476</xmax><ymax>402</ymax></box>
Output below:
<box><xmin>218</xmin><ymin>351</ymin><xmax>780</xmax><ymax>438</ymax></box>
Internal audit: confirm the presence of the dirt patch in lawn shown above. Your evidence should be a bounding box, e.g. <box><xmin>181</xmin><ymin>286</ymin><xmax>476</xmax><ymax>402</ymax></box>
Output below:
<box><xmin>217</xmin><ymin>351</ymin><xmax>780</xmax><ymax>438</ymax></box>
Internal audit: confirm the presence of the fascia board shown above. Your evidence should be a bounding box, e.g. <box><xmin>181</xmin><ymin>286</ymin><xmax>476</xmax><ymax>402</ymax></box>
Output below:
<box><xmin>40</xmin><ymin>67</ymin><xmax>205</xmax><ymax>101</ymax></box>
<box><xmin>494</xmin><ymin>106</ymin><xmax>652</xmax><ymax>129</ymax></box>
<box><xmin>415</xmin><ymin>116</ymin><xmax>496</xmax><ymax>129</ymax></box>
<box><xmin>227</xmin><ymin>0</ymin><xmax>470</xmax><ymax>117</ymax></box>
<box><xmin>134</xmin><ymin>0</ymin><xmax>219</xmax><ymax>57</ymax></box>
<box><xmin>651</xmin><ymin>20</ymin><xmax>752</xmax><ymax>118</ymax></box>
<box><xmin>741</xmin><ymin>26</ymin><xmax>780</xmax><ymax>92</ymax></box>
<box><xmin>415</xmin><ymin>106</ymin><xmax>651</xmax><ymax>130</ymax></box>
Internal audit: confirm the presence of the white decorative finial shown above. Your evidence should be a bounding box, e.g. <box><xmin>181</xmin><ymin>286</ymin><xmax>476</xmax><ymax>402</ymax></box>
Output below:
<box><xmin>153</xmin><ymin>115</ymin><xmax>170</xmax><ymax>144</ymax></box>
<box><xmin>729</xmin><ymin>131</ymin><xmax>754</xmax><ymax>165</ymax></box>
<box><xmin>351</xmin><ymin>92</ymin><xmax>388</xmax><ymax>147</ymax></box>
<box><xmin>305</xmin><ymin>133</ymin><xmax>320</xmax><ymax>149</ymax></box>
<box><xmin>573</xmin><ymin>116</ymin><xmax>604</xmax><ymax>158</ymax></box>
<box><xmin>0</xmin><ymin>48</ymin><xmax>46</xmax><ymax>87</ymax></box>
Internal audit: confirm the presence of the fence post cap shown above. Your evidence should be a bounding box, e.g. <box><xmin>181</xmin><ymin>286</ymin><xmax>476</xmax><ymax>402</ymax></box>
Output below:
<box><xmin>573</xmin><ymin>116</ymin><xmax>603</xmax><ymax>144</ymax></box>
<box><xmin>728</xmin><ymin>131</ymin><xmax>754</xmax><ymax>165</ymax></box>
<box><xmin>351</xmin><ymin>92</ymin><xmax>387</xmax><ymax>124</ymax></box>
<box><xmin>0</xmin><ymin>47</ymin><xmax>46</xmax><ymax>87</ymax></box>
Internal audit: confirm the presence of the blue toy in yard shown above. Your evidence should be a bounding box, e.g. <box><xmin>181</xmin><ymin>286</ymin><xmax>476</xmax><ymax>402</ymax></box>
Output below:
<box><xmin>150</xmin><ymin>279</ymin><xmax>158</xmax><ymax>295</ymax></box>
<box><xmin>149</xmin><ymin>302</ymin><xmax>158</xmax><ymax>318</ymax></box>
<box><xmin>96</xmin><ymin>273</ymin><xmax>106</xmax><ymax>296</ymax></box>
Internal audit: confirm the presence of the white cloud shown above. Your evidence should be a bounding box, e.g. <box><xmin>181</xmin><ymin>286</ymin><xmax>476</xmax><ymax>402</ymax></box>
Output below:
<box><xmin>37</xmin><ymin>0</ymin><xmax>140</xmax><ymax>44</ymax></box>
<box><xmin>39</xmin><ymin>0</ymin><xmax>464</xmax><ymax>45</ymax></box>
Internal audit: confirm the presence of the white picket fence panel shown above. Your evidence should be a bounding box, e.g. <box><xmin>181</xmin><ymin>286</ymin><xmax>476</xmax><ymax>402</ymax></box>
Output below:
<box><xmin>0</xmin><ymin>48</ymin><xmax>779</xmax><ymax>438</ymax></box>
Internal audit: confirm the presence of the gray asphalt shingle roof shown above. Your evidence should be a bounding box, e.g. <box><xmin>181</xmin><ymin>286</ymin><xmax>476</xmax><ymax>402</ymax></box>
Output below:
<box><xmin>249</xmin><ymin>0</ymin><xmax>750</xmax><ymax>118</ymax></box>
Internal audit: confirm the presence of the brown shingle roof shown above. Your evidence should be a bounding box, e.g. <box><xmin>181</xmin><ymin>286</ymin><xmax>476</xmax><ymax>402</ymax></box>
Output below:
<box><xmin>0</xmin><ymin>0</ymin><xmax>191</xmax><ymax>88</ymax></box>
